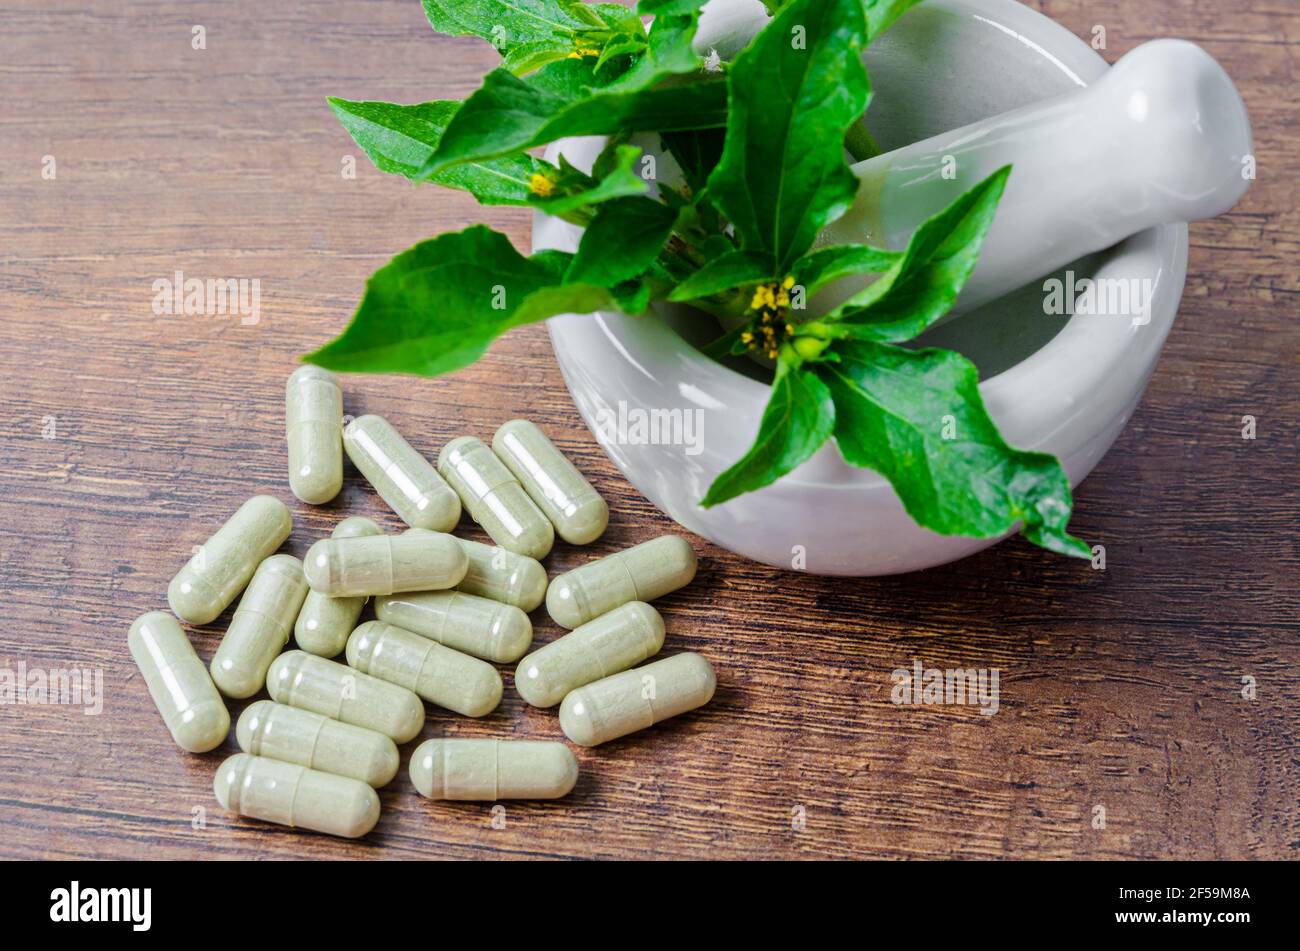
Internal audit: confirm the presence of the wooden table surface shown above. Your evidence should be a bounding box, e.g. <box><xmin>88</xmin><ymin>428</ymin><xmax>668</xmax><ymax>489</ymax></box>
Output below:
<box><xmin>1</xmin><ymin>0</ymin><xmax>1296</xmax><ymax>861</ymax></box>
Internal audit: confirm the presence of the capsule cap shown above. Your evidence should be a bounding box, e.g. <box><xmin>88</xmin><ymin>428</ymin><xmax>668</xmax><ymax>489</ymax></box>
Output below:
<box><xmin>213</xmin><ymin>752</ymin><xmax>252</xmax><ymax>812</ymax></box>
<box><xmin>287</xmin><ymin>364</ymin><xmax>337</xmax><ymax>385</ymax></box>
<box><xmin>558</xmin><ymin>687</ymin><xmax>603</xmax><ymax>747</ymax></box>
<box><xmin>545</xmin><ymin>576</ymin><xmax>588</xmax><ymax>630</ymax></box>
<box><xmin>510</xmin><ymin>559</ymin><xmax>550</xmax><ymax>612</ymax></box>
<box><xmin>364</xmin><ymin>740</ymin><xmax>402</xmax><ymax>789</ymax></box>
<box><xmin>265</xmin><ymin>651</ymin><xmax>301</xmax><ymax>702</ymax></box>
<box><xmin>333</xmin><ymin>516</ymin><xmax>383</xmax><ymax>539</ymax></box>
<box><xmin>302</xmin><ymin>539</ymin><xmax>334</xmax><ymax>592</ymax></box>
<box><xmin>559</xmin><ymin>494</ymin><xmax>610</xmax><ymax>546</ymax></box>
<box><xmin>234</xmin><ymin>699</ymin><xmax>274</xmax><ymax>753</ymax></box>
<box><xmin>488</xmin><ymin>603</ymin><xmax>534</xmax><ymax>663</ymax></box>
<box><xmin>171</xmin><ymin>700</ymin><xmax>231</xmax><ymax>754</ymax></box>
<box><xmin>344</xmin><ymin>621</ymin><xmax>382</xmax><ymax>673</ymax></box>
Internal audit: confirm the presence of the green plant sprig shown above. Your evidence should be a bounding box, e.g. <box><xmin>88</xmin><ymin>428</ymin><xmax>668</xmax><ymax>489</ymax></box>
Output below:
<box><xmin>307</xmin><ymin>0</ymin><xmax>1091</xmax><ymax>559</ymax></box>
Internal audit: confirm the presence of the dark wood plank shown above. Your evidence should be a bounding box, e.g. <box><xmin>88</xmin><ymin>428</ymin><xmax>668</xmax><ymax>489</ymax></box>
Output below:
<box><xmin>0</xmin><ymin>0</ymin><xmax>1296</xmax><ymax>859</ymax></box>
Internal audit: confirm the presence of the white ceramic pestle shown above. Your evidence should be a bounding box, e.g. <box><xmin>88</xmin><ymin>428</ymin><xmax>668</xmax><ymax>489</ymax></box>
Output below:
<box><xmin>815</xmin><ymin>39</ymin><xmax>1253</xmax><ymax>317</ymax></box>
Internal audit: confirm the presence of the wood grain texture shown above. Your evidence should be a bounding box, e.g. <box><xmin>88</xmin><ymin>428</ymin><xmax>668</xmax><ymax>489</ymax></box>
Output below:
<box><xmin>0</xmin><ymin>0</ymin><xmax>1296</xmax><ymax>860</ymax></box>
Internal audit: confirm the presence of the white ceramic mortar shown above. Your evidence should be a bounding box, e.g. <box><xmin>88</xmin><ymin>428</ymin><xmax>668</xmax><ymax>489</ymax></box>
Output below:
<box><xmin>536</xmin><ymin>0</ymin><xmax>1195</xmax><ymax>575</ymax></box>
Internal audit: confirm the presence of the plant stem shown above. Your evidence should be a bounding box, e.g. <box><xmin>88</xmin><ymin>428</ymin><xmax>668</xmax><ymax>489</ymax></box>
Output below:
<box><xmin>664</xmin><ymin>233</ymin><xmax>707</xmax><ymax>269</ymax></box>
<box><xmin>845</xmin><ymin>123</ymin><xmax>882</xmax><ymax>162</ymax></box>
<box><xmin>649</xmin><ymin>235</ymin><xmax>752</xmax><ymax>322</ymax></box>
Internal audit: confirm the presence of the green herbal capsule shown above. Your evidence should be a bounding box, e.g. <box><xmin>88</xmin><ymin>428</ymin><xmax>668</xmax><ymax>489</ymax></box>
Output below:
<box><xmin>267</xmin><ymin>650</ymin><xmax>424</xmax><ymax>743</ymax></box>
<box><xmin>285</xmin><ymin>365</ymin><xmax>343</xmax><ymax>505</ymax></box>
<box><xmin>493</xmin><ymin>419</ymin><xmax>608</xmax><ymax>545</ymax></box>
<box><xmin>410</xmin><ymin>738</ymin><xmax>578</xmax><ymax>801</ymax></box>
<box><xmin>127</xmin><ymin>611</ymin><xmax>229</xmax><ymax>753</ymax></box>
<box><xmin>454</xmin><ymin>537</ymin><xmax>548</xmax><ymax>612</ymax></box>
<box><xmin>214</xmin><ymin>753</ymin><xmax>380</xmax><ymax>839</ymax></box>
<box><xmin>236</xmin><ymin>700</ymin><xmax>399</xmax><ymax>788</ymax></box>
<box><xmin>303</xmin><ymin>530</ymin><xmax>467</xmax><ymax>597</ymax></box>
<box><xmin>559</xmin><ymin>652</ymin><xmax>716</xmax><ymax>747</ymax></box>
<box><xmin>438</xmin><ymin>436</ymin><xmax>554</xmax><ymax>560</ymax></box>
<box><xmin>211</xmin><ymin>554</ymin><xmax>308</xmax><ymax>699</ymax></box>
<box><xmin>343</xmin><ymin>414</ymin><xmax>460</xmax><ymax>531</ymax></box>
<box><xmin>167</xmin><ymin>495</ymin><xmax>293</xmax><ymax>625</ymax></box>
<box><xmin>546</xmin><ymin>535</ymin><xmax>697</xmax><ymax>629</ymax></box>
<box><xmin>375</xmin><ymin>590</ymin><xmax>532</xmax><ymax>664</ymax></box>
<box><xmin>346</xmin><ymin>620</ymin><xmax>502</xmax><ymax>718</ymax></box>
<box><xmin>294</xmin><ymin>516</ymin><xmax>383</xmax><ymax>657</ymax></box>
<box><xmin>515</xmin><ymin>602</ymin><xmax>664</xmax><ymax>708</ymax></box>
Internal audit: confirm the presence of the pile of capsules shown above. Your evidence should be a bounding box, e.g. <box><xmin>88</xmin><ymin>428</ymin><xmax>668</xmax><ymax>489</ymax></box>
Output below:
<box><xmin>127</xmin><ymin>365</ymin><xmax>715</xmax><ymax>839</ymax></box>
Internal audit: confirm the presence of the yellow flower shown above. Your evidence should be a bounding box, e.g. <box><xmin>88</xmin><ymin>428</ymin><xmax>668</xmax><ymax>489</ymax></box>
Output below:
<box><xmin>738</xmin><ymin>279</ymin><xmax>805</xmax><ymax>359</ymax></box>
<box><xmin>528</xmin><ymin>173</ymin><xmax>555</xmax><ymax>197</ymax></box>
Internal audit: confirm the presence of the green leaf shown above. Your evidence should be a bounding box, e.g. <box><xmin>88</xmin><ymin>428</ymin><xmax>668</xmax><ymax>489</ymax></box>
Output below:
<box><xmin>419</xmin><ymin>12</ymin><xmax>719</xmax><ymax>177</ymax></box>
<box><xmin>564</xmin><ymin>2</ymin><xmax>647</xmax><ymax>35</ymax></box>
<box><xmin>419</xmin><ymin>63</ymin><xmax>726</xmax><ymax>177</ymax></box>
<box><xmin>575</xmin><ymin>4</ymin><xmax>653</xmax><ymax>78</ymax></box>
<box><xmin>828</xmin><ymin>166</ymin><xmax>1011</xmax><ymax>341</ymax></box>
<box><xmin>329</xmin><ymin>96</ymin><xmax>653</xmax><ymax>218</ymax></box>
<box><xmin>510</xmin><ymin>280</ymin><xmax>628</xmax><ymax>325</ymax></box>
<box><xmin>560</xmin><ymin>0</ymin><xmax>609</xmax><ymax>27</ymax></box>
<box><xmin>609</xmin><ymin>277</ymin><xmax>653</xmax><ymax>314</ymax></box>
<box><xmin>637</xmin><ymin>0</ymin><xmax>709</xmax><ymax>14</ymax></box>
<box><xmin>501</xmin><ymin>41</ymin><xmax>578</xmax><ymax>76</ymax></box>
<box><xmin>420</xmin><ymin>0</ymin><xmax>582</xmax><ymax>49</ymax></box>
<box><xmin>706</xmin><ymin>0</ymin><xmax>871</xmax><ymax>272</ymax></box>
<box><xmin>700</xmin><ymin>358</ymin><xmax>837</xmax><ymax>507</ymax></box>
<box><xmin>660</xmin><ymin>128</ymin><xmax>726</xmax><ymax>195</ymax></box>
<box><xmin>527</xmin><ymin>144</ymin><xmax>648</xmax><ymax>216</ymax></box>
<box><xmin>791</xmin><ymin>244</ymin><xmax>902</xmax><ymax>296</ymax></box>
<box><xmin>819</xmin><ymin>340</ymin><xmax>1091</xmax><ymax>557</ymax></box>
<box><xmin>422</xmin><ymin>60</ymin><xmax>592</xmax><ymax>173</ymax></box>
<box><xmin>699</xmin><ymin>234</ymin><xmax>737</xmax><ymax>261</ymax></box>
<box><xmin>863</xmin><ymin>0</ymin><xmax>925</xmax><ymax>42</ymax></box>
<box><xmin>590</xmin><ymin>135</ymin><xmax>631</xmax><ymax>179</ymax></box>
<box><xmin>520</xmin><ymin>56</ymin><xmax>601</xmax><ymax>97</ymax></box>
<box><xmin>595</xmin><ymin>33</ymin><xmax>647</xmax><ymax>74</ymax></box>
<box><xmin>304</xmin><ymin>226</ymin><xmax>620</xmax><ymax>378</ymax></box>
<box><xmin>700</xmin><ymin>322</ymin><xmax>748</xmax><ymax>359</ymax></box>
<box><xmin>667</xmin><ymin>250</ymin><xmax>773</xmax><ymax>301</ymax></box>
<box><xmin>567</xmin><ymin>197</ymin><xmax>679</xmax><ymax>286</ymax></box>
<box><xmin>763</xmin><ymin>0</ymin><xmax>924</xmax><ymax>38</ymax></box>
<box><xmin>598</xmin><ymin>11</ymin><xmax>703</xmax><ymax>93</ymax></box>
<box><xmin>327</xmin><ymin>98</ymin><xmax>548</xmax><ymax>205</ymax></box>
